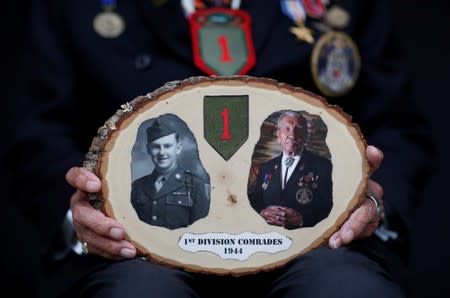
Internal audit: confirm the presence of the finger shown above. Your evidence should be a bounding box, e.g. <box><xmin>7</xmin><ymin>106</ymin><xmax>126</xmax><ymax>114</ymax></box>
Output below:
<box><xmin>367</xmin><ymin>179</ymin><xmax>384</xmax><ymax>200</ymax></box>
<box><xmin>329</xmin><ymin>201</ymin><xmax>375</xmax><ymax>248</ymax></box>
<box><xmin>277</xmin><ymin>207</ymin><xmax>298</xmax><ymax>218</ymax></box>
<box><xmin>81</xmin><ymin>236</ymin><xmax>136</xmax><ymax>260</ymax></box>
<box><xmin>266</xmin><ymin>217</ymin><xmax>285</xmax><ymax>226</ymax></box>
<box><xmin>260</xmin><ymin>209</ymin><xmax>270</xmax><ymax>219</ymax></box>
<box><xmin>264</xmin><ymin>210</ymin><xmax>285</xmax><ymax>225</ymax></box>
<box><xmin>261</xmin><ymin>208</ymin><xmax>280</xmax><ymax>218</ymax></box>
<box><xmin>265</xmin><ymin>213</ymin><xmax>284</xmax><ymax>223</ymax></box>
<box><xmin>277</xmin><ymin>206</ymin><xmax>291</xmax><ymax>212</ymax></box>
<box><xmin>71</xmin><ymin>192</ymin><xmax>136</xmax><ymax>259</ymax></box>
<box><xmin>267</xmin><ymin>205</ymin><xmax>283</xmax><ymax>211</ymax></box>
<box><xmin>329</xmin><ymin>182</ymin><xmax>383</xmax><ymax>249</ymax></box>
<box><xmin>328</xmin><ymin>231</ymin><xmax>342</xmax><ymax>249</ymax></box>
<box><xmin>366</xmin><ymin>145</ymin><xmax>384</xmax><ymax>174</ymax></box>
<box><xmin>65</xmin><ymin>167</ymin><xmax>101</xmax><ymax>193</ymax></box>
<box><xmin>71</xmin><ymin>191</ymin><xmax>127</xmax><ymax>241</ymax></box>
<box><xmin>359</xmin><ymin>221</ymin><xmax>379</xmax><ymax>238</ymax></box>
<box><xmin>341</xmin><ymin>200</ymin><xmax>377</xmax><ymax>243</ymax></box>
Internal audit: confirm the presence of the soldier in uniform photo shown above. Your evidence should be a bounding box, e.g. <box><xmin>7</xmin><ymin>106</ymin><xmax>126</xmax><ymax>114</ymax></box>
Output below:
<box><xmin>249</xmin><ymin>110</ymin><xmax>332</xmax><ymax>229</ymax></box>
<box><xmin>131</xmin><ymin>118</ymin><xmax>210</xmax><ymax>229</ymax></box>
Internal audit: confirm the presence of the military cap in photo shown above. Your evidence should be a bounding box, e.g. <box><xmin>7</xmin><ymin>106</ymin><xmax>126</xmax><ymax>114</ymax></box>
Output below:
<box><xmin>146</xmin><ymin>118</ymin><xmax>177</xmax><ymax>143</ymax></box>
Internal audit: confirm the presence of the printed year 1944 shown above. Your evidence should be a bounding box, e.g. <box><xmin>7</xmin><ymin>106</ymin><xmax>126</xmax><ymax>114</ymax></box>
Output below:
<box><xmin>224</xmin><ymin>247</ymin><xmax>243</xmax><ymax>254</ymax></box>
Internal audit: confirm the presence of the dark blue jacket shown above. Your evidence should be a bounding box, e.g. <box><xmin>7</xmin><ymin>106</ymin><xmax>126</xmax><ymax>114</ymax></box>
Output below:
<box><xmin>249</xmin><ymin>150</ymin><xmax>333</xmax><ymax>228</ymax></box>
<box><xmin>7</xmin><ymin>0</ymin><xmax>433</xmax><ymax>296</ymax></box>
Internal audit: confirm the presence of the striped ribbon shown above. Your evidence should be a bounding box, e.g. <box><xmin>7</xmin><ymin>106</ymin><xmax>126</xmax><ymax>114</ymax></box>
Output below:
<box><xmin>181</xmin><ymin>0</ymin><xmax>241</xmax><ymax>17</ymax></box>
<box><xmin>280</xmin><ymin>0</ymin><xmax>328</xmax><ymax>24</ymax></box>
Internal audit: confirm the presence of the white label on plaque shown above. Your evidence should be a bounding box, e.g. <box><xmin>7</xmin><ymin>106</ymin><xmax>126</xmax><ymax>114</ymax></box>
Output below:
<box><xmin>178</xmin><ymin>232</ymin><xmax>293</xmax><ymax>261</ymax></box>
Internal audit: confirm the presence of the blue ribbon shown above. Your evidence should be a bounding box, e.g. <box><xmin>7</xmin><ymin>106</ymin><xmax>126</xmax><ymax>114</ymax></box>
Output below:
<box><xmin>101</xmin><ymin>0</ymin><xmax>116</xmax><ymax>6</ymax></box>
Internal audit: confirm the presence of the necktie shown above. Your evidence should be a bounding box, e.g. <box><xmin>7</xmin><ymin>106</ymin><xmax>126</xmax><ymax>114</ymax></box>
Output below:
<box><xmin>283</xmin><ymin>157</ymin><xmax>294</xmax><ymax>189</ymax></box>
<box><xmin>154</xmin><ymin>175</ymin><xmax>165</xmax><ymax>192</ymax></box>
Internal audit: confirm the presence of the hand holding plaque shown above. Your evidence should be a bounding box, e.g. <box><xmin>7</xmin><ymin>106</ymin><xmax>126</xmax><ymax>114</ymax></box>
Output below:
<box><xmin>82</xmin><ymin>76</ymin><xmax>370</xmax><ymax>274</ymax></box>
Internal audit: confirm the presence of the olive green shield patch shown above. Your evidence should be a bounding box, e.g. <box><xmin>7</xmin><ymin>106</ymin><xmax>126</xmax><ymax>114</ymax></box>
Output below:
<box><xmin>204</xmin><ymin>95</ymin><xmax>249</xmax><ymax>160</ymax></box>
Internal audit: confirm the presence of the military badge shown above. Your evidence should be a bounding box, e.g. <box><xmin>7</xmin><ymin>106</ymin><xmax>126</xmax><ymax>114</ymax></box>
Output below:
<box><xmin>296</xmin><ymin>187</ymin><xmax>313</xmax><ymax>205</ymax></box>
<box><xmin>261</xmin><ymin>173</ymin><xmax>272</xmax><ymax>190</ymax></box>
<box><xmin>324</xmin><ymin>5</ymin><xmax>350</xmax><ymax>29</ymax></box>
<box><xmin>296</xmin><ymin>172</ymin><xmax>318</xmax><ymax>205</ymax></box>
<box><xmin>311</xmin><ymin>31</ymin><xmax>361</xmax><ymax>97</ymax></box>
<box><xmin>297</xmin><ymin>172</ymin><xmax>319</xmax><ymax>188</ymax></box>
<box><xmin>204</xmin><ymin>95</ymin><xmax>249</xmax><ymax>160</ymax></box>
<box><xmin>281</xmin><ymin>0</ymin><xmax>321</xmax><ymax>44</ymax></box>
<box><xmin>93</xmin><ymin>0</ymin><xmax>125</xmax><ymax>39</ymax></box>
<box><xmin>188</xmin><ymin>8</ymin><xmax>255</xmax><ymax>75</ymax></box>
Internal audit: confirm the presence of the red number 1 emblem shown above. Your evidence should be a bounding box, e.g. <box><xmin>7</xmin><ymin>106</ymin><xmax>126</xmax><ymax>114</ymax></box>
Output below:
<box><xmin>220</xmin><ymin>107</ymin><xmax>232</xmax><ymax>140</ymax></box>
<box><xmin>218</xmin><ymin>35</ymin><xmax>233</xmax><ymax>63</ymax></box>
<box><xmin>204</xmin><ymin>95</ymin><xmax>249</xmax><ymax>161</ymax></box>
<box><xmin>189</xmin><ymin>8</ymin><xmax>256</xmax><ymax>75</ymax></box>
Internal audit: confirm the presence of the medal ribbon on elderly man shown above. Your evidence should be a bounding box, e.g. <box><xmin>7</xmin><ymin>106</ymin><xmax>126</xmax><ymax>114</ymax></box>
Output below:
<box><xmin>281</xmin><ymin>0</ymin><xmax>328</xmax><ymax>44</ymax></box>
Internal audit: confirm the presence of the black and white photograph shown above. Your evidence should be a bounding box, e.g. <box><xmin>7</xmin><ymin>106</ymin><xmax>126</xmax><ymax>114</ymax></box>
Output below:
<box><xmin>130</xmin><ymin>114</ymin><xmax>211</xmax><ymax>229</ymax></box>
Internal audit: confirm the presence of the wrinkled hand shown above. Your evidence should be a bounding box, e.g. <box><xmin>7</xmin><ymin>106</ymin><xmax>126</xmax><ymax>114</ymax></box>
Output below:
<box><xmin>329</xmin><ymin>145</ymin><xmax>384</xmax><ymax>249</ymax></box>
<box><xmin>260</xmin><ymin>206</ymin><xmax>303</xmax><ymax>228</ymax></box>
<box><xmin>66</xmin><ymin>167</ymin><xmax>136</xmax><ymax>259</ymax></box>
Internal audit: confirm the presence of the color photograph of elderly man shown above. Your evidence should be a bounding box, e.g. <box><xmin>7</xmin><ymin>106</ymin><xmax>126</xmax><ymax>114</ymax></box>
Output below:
<box><xmin>130</xmin><ymin>114</ymin><xmax>210</xmax><ymax>230</ymax></box>
<box><xmin>248</xmin><ymin>110</ymin><xmax>333</xmax><ymax>230</ymax></box>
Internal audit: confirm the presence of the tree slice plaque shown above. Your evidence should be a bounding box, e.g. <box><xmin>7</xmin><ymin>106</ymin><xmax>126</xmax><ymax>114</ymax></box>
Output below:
<box><xmin>83</xmin><ymin>76</ymin><xmax>369</xmax><ymax>275</ymax></box>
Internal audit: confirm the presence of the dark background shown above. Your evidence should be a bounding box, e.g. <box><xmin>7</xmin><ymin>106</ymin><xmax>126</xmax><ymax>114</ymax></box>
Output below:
<box><xmin>1</xmin><ymin>1</ymin><xmax>449</xmax><ymax>297</ymax></box>
<box><xmin>392</xmin><ymin>1</ymin><xmax>450</xmax><ymax>296</ymax></box>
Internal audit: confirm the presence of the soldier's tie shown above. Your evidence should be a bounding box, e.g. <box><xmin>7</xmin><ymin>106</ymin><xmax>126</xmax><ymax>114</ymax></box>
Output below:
<box><xmin>154</xmin><ymin>175</ymin><xmax>166</xmax><ymax>192</ymax></box>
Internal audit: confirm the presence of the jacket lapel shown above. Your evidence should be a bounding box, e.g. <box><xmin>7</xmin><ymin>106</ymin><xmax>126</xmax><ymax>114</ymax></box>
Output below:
<box><xmin>242</xmin><ymin>0</ymin><xmax>280</xmax><ymax>53</ymax></box>
<box><xmin>139</xmin><ymin>0</ymin><xmax>193</xmax><ymax>63</ymax></box>
<box><xmin>142</xmin><ymin>172</ymin><xmax>159</xmax><ymax>199</ymax></box>
<box><xmin>270</xmin><ymin>155</ymin><xmax>283</xmax><ymax>191</ymax></box>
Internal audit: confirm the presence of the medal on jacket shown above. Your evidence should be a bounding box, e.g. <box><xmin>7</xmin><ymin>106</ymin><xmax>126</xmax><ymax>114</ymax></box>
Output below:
<box><xmin>311</xmin><ymin>31</ymin><xmax>360</xmax><ymax>97</ymax></box>
<box><xmin>296</xmin><ymin>173</ymin><xmax>317</xmax><ymax>205</ymax></box>
<box><xmin>281</xmin><ymin>0</ymin><xmax>327</xmax><ymax>44</ymax></box>
<box><xmin>93</xmin><ymin>0</ymin><xmax>125</xmax><ymax>39</ymax></box>
<box><xmin>323</xmin><ymin>5</ymin><xmax>350</xmax><ymax>29</ymax></box>
<box><xmin>182</xmin><ymin>0</ymin><xmax>256</xmax><ymax>75</ymax></box>
<box><xmin>296</xmin><ymin>188</ymin><xmax>313</xmax><ymax>204</ymax></box>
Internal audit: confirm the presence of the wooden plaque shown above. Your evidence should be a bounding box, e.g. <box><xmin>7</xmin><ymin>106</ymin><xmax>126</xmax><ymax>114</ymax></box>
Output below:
<box><xmin>83</xmin><ymin>76</ymin><xmax>369</xmax><ymax>275</ymax></box>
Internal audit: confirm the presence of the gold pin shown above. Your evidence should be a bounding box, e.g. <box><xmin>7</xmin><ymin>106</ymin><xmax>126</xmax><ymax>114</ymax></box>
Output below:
<box><xmin>290</xmin><ymin>24</ymin><xmax>314</xmax><ymax>44</ymax></box>
<box><xmin>324</xmin><ymin>5</ymin><xmax>350</xmax><ymax>29</ymax></box>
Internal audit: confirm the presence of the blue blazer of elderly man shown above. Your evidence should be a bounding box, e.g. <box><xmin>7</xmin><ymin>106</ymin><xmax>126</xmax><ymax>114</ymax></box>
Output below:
<box><xmin>248</xmin><ymin>111</ymin><xmax>333</xmax><ymax>230</ymax></box>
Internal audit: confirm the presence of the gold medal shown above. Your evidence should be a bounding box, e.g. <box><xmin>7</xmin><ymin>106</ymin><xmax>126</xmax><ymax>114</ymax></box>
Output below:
<box><xmin>93</xmin><ymin>11</ymin><xmax>125</xmax><ymax>39</ymax></box>
<box><xmin>324</xmin><ymin>5</ymin><xmax>350</xmax><ymax>29</ymax></box>
<box><xmin>311</xmin><ymin>31</ymin><xmax>360</xmax><ymax>97</ymax></box>
<box><xmin>290</xmin><ymin>24</ymin><xmax>315</xmax><ymax>44</ymax></box>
